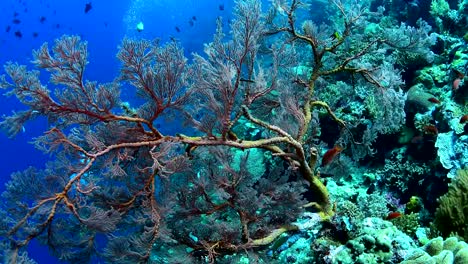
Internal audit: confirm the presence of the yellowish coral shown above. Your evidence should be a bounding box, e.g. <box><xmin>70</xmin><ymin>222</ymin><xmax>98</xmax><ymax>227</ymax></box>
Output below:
<box><xmin>434</xmin><ymin>169</ymin><xmax>468</xmax><ymax>240</ymax></box>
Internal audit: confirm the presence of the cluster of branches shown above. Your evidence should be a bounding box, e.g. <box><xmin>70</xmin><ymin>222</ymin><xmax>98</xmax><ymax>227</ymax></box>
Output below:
<box><xmin>0</xmin><ymin>0</ymin><xmax>436</xmax><ymax>263</ymax></box>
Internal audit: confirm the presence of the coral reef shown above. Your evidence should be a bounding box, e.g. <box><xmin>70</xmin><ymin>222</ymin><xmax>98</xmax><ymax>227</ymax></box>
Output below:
<box><xmin>0</xmin><ymin>0</ymin><xmax>467</xmax><ymax>263</ymax></box>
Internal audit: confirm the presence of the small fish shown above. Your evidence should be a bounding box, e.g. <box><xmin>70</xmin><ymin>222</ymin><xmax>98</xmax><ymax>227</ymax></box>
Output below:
<box><xmin>136</xmin><ymin>22</ymin><xmax>144</xmax><ymax>32</ymax></box>
<box><xmin>240</xmin><ymin>78</ymin><xmax>255</xmax><ymax>83</ymax></box>
<box><xmin>33</xmin><ymin>32</ymin><xmax>38</xmax><ymax>38</ymax></box>
<box><xmin>13</xmin><ymin>12</ymin><xmax>19</xmax><ymax>17</ymax></box>
<box><xmin>192</xmin><ymin>16</ymin><xmax>197</xmax><ymax>21</ymax></box>
<box><xmin>189</xmin><ymin>20</ymin><xmax>194</xmax><ymax>27</ymax></box>
<box><xmin>219</xmin><ymin>4</ymin><xmax>224</xmax><ymax>11</ymax></box>
<box><xmin>55</xmin><ymin>24</ymin><xmax>60</xmax><ymax>29</ymax></box>
<box><xmin>423</xmin><ymin>125</ymin><xmax>438</xmax><ymax>135</ymax></box>
<box><xmin>175</xmin><ymin>26</ymin><xmax>181</xmax><ymax>33</ymax></box>
<box><xmin>321</xmin><ymin>145</ymin><xmax>343</xmax><ymax>166</ymax></box>
<box><xmin>453</xmin><ymin>69</ymin><xmax>465</xmax><ymax>90</ymax></box>
<box><xmin>12</xmin><ymin>19</ymin><xmax>21</xmax><ymax>24</ymax></box>
<box><xmin>386</xmin><ymin>212</ymin><xmax>403</xmax><ymax>220</ymax></box>
<box><xmin>84</xmin><ymin>2</ymin><xmax>92</xmax><ymax>13</ymax></box>
<box><xmin>39</xmin><ymin>16</ymin><xmax>46</xmax><ymax>23</ymax></box>
<box><xmin>427</xmin><ymin>97</ymin><xmax>440</xmax><ymax>104</ymax></box>
<box><xmin>14</xmin><ymin>31</ymin><xmax>22</xmax><ymax>38</ymax></box>
<box><xmin>403</xmin><ymin>0</ymin><xmax>419</xmax><ymax>7</ymax></box>
<box><xmin>6</xmin><ymin>25</ymin><xmax>11</xmax><ymax>32</ymax></box>
<box><xmin>453</xmin><ymin>78</ymin><xmax>462</xmax><ymax>90</ymax></box>
<box><xmin>460</xmin><ymin>115</ymin><xmax>468</xmax><ymax>124</ymax></box>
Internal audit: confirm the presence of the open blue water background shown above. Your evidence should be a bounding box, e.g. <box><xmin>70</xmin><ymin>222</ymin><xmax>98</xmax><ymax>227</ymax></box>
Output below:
<box><xmin>0</xmin><ymin>0</ymin><xmax>239</xmax><ymax>262</ymax></box>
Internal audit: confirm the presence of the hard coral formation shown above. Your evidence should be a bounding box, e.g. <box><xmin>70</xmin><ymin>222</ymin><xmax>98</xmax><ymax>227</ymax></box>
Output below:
<box><xmin>321</xmin><ymin>218</ymin><xmax>415</xmax><ymax>264</ymax></box>
<box><xmin>402</xmin><ymin>236</ymin><xmax>468</xmax><ymax>264</ymax></box>
<box><xmin>434</xmin><ymin>169</ymin><xmax>468</xmax><ymax>241</ymax></box>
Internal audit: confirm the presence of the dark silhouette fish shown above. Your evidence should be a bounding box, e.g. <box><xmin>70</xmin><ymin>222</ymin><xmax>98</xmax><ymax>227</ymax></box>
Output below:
<box><xmin>6</xmin><ymin>25</ymin><xmax>11</xmax><ymax>32</ymax></box>
<box><xmin>40</xmin><ymin>16</ymin><xmax>46</xmax><ymax>23</ymax></box>
<box><xmin>175</xmin><ymin>26</ymin><xmax>181</xmax><ymax>33</ymax></box>
<box><xmin>14</xmin><ymin>31</ymin><xmax>22</xmax><ymax>38</ymax></box>
<box><xmin>403</xmin><ymin>0</ymin><xmax>419</xmax><ymax>6</ymax></box>
<box><xmin>12</xmin><ymin>19</ymin><xmax>21</xmax><ymax>24</ymax></box>
<box><xmin>85</xmin><ymin>2</ymin><xmax>92</xmax><ymax>13</ymax></box>
<box><xmin>219</xmin><ymin>4</ymin><xmax>224</xmax><ymax>11</ymax></box>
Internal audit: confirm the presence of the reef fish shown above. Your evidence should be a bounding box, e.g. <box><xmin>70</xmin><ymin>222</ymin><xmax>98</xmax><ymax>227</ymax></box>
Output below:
<box><xmin>321</xmin><ymin>145</ymin><xmax>343</xmax><ymax>166</ymax></box>
<box><xmin>386</xmin><ymin>212</ymin><xmax>403</xmax><ymax>220</ymax></box>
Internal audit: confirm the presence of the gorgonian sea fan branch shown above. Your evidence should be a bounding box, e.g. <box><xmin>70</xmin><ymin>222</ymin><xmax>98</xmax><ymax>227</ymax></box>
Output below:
<box><xmin>117</xmin><ymin>39</ymin><xmax>192</xmax><ymax>122</ymax></box>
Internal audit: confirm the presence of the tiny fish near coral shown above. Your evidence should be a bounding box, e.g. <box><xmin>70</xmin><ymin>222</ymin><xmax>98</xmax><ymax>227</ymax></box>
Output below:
<box><xmin>427</xmin><ymin>97</ymin><xmax>440</xmax><ymax>104</ymax></box>
<box><xmin>321</xmin><ymin>146</ymin><xmax>343</xmax><ymax>166</ymax></box>
<box><xmin>452</xmin><ymin>69</ymin><xmax>465</xmax><ymax>90</ymax></box>
<box><xmin>460</xmin><ymin>114</ymin><xmax>468</xmax><ymax>124</ymax></box>
<box><xmin>423</xmin><ymin>125</ymin><xmax>438</xmax><ymax>135</ymax></box>
<box><xmin>386</xmin><ymin>212</ymin><xmax>403</xmax><ymax>220</ymax></box>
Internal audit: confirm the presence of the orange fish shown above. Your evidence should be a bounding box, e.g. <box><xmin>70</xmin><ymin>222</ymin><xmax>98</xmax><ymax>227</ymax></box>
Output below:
<box><xmin>460</xmin><ymin>115</ymin><xmax>468</xmax><ymax>124</ymax></box>
<box><xmin>386</xmin><ymin>212</ymin><xmax>403</xmax><ymax>220</ymax></box>
<box><xmin>453</xmin><ymin>69</ymin><xmax>465</xmax><ymax>91</ymax></box>
<box><xmin>427</xmin><ymin>97</ymin><xmax>440</xmax><ymax>104</ymax></box>
<box><xmin>321</xmin><ymin>146</ymin><xmax>343</xmax><ymax>166</ymax></box>
<box><xmin>423</xmin><ymin>125</ymin><xmax>438</xmax><ymax>135</ymax></box>
<box><xmin>453</xmin><ymin>78</ymin><xmax>462</xmax><ymax>90</ymax></box>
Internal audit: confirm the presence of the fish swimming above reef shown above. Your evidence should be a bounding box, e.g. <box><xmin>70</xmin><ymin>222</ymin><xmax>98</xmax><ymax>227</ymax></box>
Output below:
<box><xmin>403</xmin><ymin>0</ymin><xmax>419</xmax><ymax>6</ymax></box>
<box><xmin>136</xmin><ymin>22</ymin><xmax>144</xmax><ymax>32</ymax></box>
<box><xmin>321</xmin><ymin>145</ymin><xmax>343</xmax><ymax>166</ymax></box>
<box><xmin>84</xmin><ymin>2</ymin><xmax>92</xmax><ymax>13</ymax></box>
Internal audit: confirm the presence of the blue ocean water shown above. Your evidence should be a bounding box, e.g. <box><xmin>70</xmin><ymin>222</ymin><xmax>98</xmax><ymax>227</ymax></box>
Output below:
<box><xmin>0</xmin><ymin>0</ymin><xmax>233</xmax><ymax>262</ymax></box>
